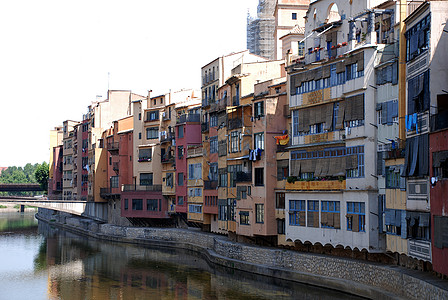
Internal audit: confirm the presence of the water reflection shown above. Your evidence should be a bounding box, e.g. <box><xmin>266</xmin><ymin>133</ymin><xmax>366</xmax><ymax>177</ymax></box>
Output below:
<box><xmin>37</xmin><ymin>222</ymin><xmax>363</xmax><ymax>300</ymax></box>
<box><xmin>0</xmin><ymin>212</ymin><xmax>365</xmax><ymax>300</ymax></box>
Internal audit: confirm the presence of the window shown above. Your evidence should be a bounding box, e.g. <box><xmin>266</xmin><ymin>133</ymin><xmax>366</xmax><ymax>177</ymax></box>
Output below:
<box><xmin>178</xmin><ymin>146</ymin><xmax>184</xmax><ymax>159</ymax></box>
<box><xmin>292</xmin><ymin>12</ymin><xmax>297</xmax><ymax>20</ymax></box>
<box><xmin>178</xmin><ymin>172</ymin><xmax>184</xmax><ymax>186</ymax></box>
<box><xmin>254</xmin><ymin>101</ymin><xmax>264</xmax><ymax>118</ymax></box>
<box><xmin>209</xmin><ymin>163</ymin><xmax>218</xmax><ymax>181</ymax></box>
<box><xmin>277</xmin><ymin>219</ymin><xmax>285</xmax><ymax>234</ymax></box>
<box><xmin>188</xmin><ymin>163</ymin><xmax>202</xmax><ymax>180</ymax></box>
<box><xmin>139</xmin><ymin>148</ymin><xmax>152</xmax><ymax>161</ymax></box>
<box><xmin>346</xmin><ymin>146</ymin><xmax>365</xmax><ymax>178</ymax></box>
<box><xmin>177</xmin><ymin>196</ymin><xmax>184</xmax><ymax>205</ymax></box>
<box><xmin>276</xmin><ymin>193</ymin><xmax>285</xmax><ymax>209</ymax></box>
<box><xmin>210</xmin><ymin>114</ymin><xmax>218</xmax><ymax>127</ymax></box>
<box><xmin>385</xmin><ymin>209</ymin><xmax>402</xmax><ymax>236</ymax></box>
<box><xmin>210</xmin><ymin>136</ymin><xmax>218</xmax><ymax>153</ymax></box>
<box><xmin>255</xmin><ymin>168</ymin><xmax>264</xmax><ymax>186</ymax></box>
<box><xmin>132</xmin><ymin>199</ymin><xmax>143</xmax><ymax>211</ymax></box>
<box><xmin>346</xmin><ymin>63</ymin><xmax>363</xmax><ymax>81</ymax></box>
<box><xmin>189</xmin><ymin>204</ymin><xmax>202</xmax><ymax>213</ymax></box>
<box><xmin>230</xmin><ymin>131</ymin><xmax>240</xmax><ymax>153</ymax></box>
<box><xmin>347</xmin><ymin>202</ymin><xmax>365</xmax><ymax>232</ymax></box>
<box><xmin>405</xmin><ymin>14</ymin><xmax>430</xmax><ymax>61</ymax></box>
<box><xmin>188</xmin><ymin>188</ymin><xmax>202</xmax><ymax>197</ymax></box>
<box><xmin>140</xmin><ymin>173</ymin><xmax>153</xmax><ymax>186</ymax></box>
<box><xmin>309</xmin><ymin>123</ymin><xmax>323</xmax><ymax>134</ymax></box>
<box><xmin>386</xmin><ymin>166</ymin><xmax>401</xmax><ymax>189</ymax></box>
<box><xmin>146</xmin><ymin>110</ymin><xmax>159</xmax><ymax>121</ymax></box>
<box><xmin>166</xmin><ymin>172</ymin><xmax>173</xmax><ymax>187</ymax></box>
<box><xmin>289</xmin><ymin>200</ymin><xmax>305</xmax><ymax>226</ymax></box>
<box><xmin>240</xmin><ymin>211</ymin><xmax>250</xmax><ymax>225</ymax></box>
<box><xmin>228</xmin><ymin>164</ymin><xmax>242</xmax><ymax>187</ymax></box>
<box><xmin>256</xmin><ymin>204</ymin><xmax>264</xmax><ymax>223</ymax></box>
<box><xmin>321</xmin><ymin>201</ymin><xmax>340</xmax><ymax>229</ymax></box>
<box><xmin>292</xmin><ymin>110</ymin><xmax>299</xmax><ymax>136</ymax></box>
<box><xmin>110</xmin><ymin>176</ymin><xmax>119</xmax><ymax>188</ymax></box>
<box><xmin>298</xmin><ymin>41</ymin><xmax>305</xmax><ymax>57</ymax></box>
<box><xmin>219</xmin><ymin>173</ymin><xmax>227</xmax><ymax>187</ymax></box>
<box><xmin>146</xmin><ymin>127</ymin><xmax>158</xmax><ymax>139</ymax></box>
<box><xmin>138</xmin><ymin>132</ymin><xmax>142</xmax><ymax>140</ymax></box>
<box><xmin>178</xmin><ymin>125</ymin><xmax>184</xmax><ymax>138</ymax></box>
<box><xmin>124</xmin><ymin>199</ymin><xmax>128</xmax><ymax>210</ymax></box>
<box><xmin>277</xmin><ymin>160</ymin><xmax>289</xmax><ymax>180</ymax></box>
<box><xmin>254</xmin><ymin>132</ymin><xmax>264</xmax><ymax>150</ymax></box>
<box><xmin>307</xmin><ymin>200</ymin><xmax>319</xmax><ymax>227</ymax></box>
<box><xmin>218</xmin><ymin>203</ymin><xmax>227</xmax><ymax>221</ymax></box>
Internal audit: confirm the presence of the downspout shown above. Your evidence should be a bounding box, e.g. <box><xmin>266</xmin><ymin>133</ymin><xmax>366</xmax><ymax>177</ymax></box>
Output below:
<box><xmin>398</xmin><ymin>0</ymin><xmax>407</xmax><ymax>142</ymax></box>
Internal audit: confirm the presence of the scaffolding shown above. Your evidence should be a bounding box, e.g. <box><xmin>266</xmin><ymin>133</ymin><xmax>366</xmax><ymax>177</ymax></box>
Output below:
<box><xmin>247</xmin><ymin>0</ymin><xmax>276</xmax><ymax>60</ymax></box>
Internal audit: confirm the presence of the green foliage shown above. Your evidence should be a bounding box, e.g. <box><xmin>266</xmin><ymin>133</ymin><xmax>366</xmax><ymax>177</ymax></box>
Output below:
<box><xmin>286</xmin><ymin>176</ymin><xmax>298</xmax><ymax>183</ymax></box>
<box><xmin>34</xmin><ymin>162</ymin><xmax>49</xmax><ymax>193</ymax></box>
<box><xmin>0</xmin><ymin>162</ymin><xmax>48</xmax><ymax>196</ymax></box>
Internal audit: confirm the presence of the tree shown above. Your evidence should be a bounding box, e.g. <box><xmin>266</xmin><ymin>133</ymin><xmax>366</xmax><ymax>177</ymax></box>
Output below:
<box><xmin>34</xmin><ymin>162</ymin><xmax>49</xmax><ymax>193</ymax></box>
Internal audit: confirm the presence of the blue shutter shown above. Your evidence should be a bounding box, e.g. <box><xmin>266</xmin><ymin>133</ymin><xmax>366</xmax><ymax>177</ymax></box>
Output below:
<box><xmin>401</xmin><ymin>210</ymin><xmax>407</xmax><ymax>239</ymax></box>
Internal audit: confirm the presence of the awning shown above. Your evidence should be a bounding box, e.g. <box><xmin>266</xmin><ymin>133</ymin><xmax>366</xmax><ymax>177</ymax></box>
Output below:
<box><xmin>227</xmin><ymin>155</ymin><xmax>249</xmax><ymax>161</ymax></box>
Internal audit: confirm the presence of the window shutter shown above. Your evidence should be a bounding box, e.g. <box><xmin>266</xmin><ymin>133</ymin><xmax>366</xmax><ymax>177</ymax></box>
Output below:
<box><xmin>401</xmin><ymin>210</ymin><xmax>407</xmax><ymax>239</ymax></box>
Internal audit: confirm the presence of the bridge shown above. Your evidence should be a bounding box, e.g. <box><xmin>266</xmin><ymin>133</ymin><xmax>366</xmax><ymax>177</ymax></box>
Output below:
<box><xmin>0</xmin><ymin>183</ymin><xmax>43</xmax><ymax>192</ymax></box>
<box><xmin>0</xmin><ymin>197</ymin><xmax>108</xmax><ymax>222</ymax></box>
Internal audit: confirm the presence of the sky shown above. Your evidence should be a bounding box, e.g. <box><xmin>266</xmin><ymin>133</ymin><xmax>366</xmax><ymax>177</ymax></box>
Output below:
<box><xmin>0</xmin><ymin>0</ymin><xmax>258</xmax><ymax>167</ymax></box>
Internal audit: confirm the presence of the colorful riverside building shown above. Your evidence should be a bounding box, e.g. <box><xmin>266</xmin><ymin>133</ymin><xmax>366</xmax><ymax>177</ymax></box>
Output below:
<box><xmin>100</xmin><ymin>116</ymin><xmax>134</xmax><ymax>226</ymax></box>
<box><xmin>284</xmin><ymin>0</ymin><xmax>404</xmax><ymax>254</ymax></box>
<box><xmin>122</xmin><ymin>89</ymin><xmax>200</xmax><ymax>226</ymax></box>
<box><xmin>384</xmin><ymin>0</ymin><xmax>448</xmax><ymax>273</ymax></box>
<box><xmin>62</xmin><ymin>120</ymin><xmax>79</xmax><ymax>200</ymax></box>
<box><xmin>48</xmin><ymin>126</ymin><xmax>64</xmax><ymax>199</ymax></box>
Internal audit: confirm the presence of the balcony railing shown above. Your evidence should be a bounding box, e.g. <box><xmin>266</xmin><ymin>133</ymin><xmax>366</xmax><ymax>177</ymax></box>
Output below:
<box><xmin>431</xmin><ymin>111</ymin><xmax>448</xmax><ymax>132</ymax></box>
<box><xmin>160</xmin><ymin>132</ymin><xmax>175</xmax><ymax>143</ymax></box>
<box><xmin>187</xmin><ymin>146</ymin><xmax>203</xmax><ymax>157</ymax></box>
<box><xmin>204</xmin><ymin>180</ymin><xmax>218</xmax><ymax>190</ymax></box>
<box><xmin>176</xmin><ymin>113</ymin><xmax>200</xmax><ymax>124</ymax></box>
<box><xmin>122</xmin><ymin>184</ymin><xmax>162</xmax><ymax>192</ymax></box>
<box><xmin>107</xmin><ymin>142</ymin><xmax>119</xmax><ymax>152</ymax></box>
<box><xmin>161</xmin><ymin>154</ymin><xmax>175</xmax><ymax>164</ymax></box>
<box><xmin>218</xmin><ymin>99</ymin><xmax>227</xmax><ymax>111</ymax></box>
<box><xmin>235</xmin><ymin>171</ymin><xmax>252</xmax><ymax>182</ymax></box>
<box><xmin>227</xmin><ymin>118</ymin><xmax>242</xmax><ymax>130</ymax></box>
<box><xmin>201</xmin><ymin>122</ymin><xmax>209</xmax><ymax>133</ymax></box>
<box><xmin>285</xmin><ymin>180</ymin><xmax>346</xmax><ymax>191</ymax></box>
<box><xmin>100</xmin><ymin>187</ymin><xmax>120</xmax><ymax>198</ymax></box>
<box><xmin>112</xmin><ymin>162</ymin><xmax>119</xmax><ymax>172</ymax></box>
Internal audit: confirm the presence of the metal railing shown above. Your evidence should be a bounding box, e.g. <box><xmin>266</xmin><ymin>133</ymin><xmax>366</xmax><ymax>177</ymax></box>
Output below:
<box><xmin>201</xmin><ymin>122</ymin><xmax>209</xmax><ymax>132</ymax></box>
<box><xmin>431</xmin><ymin>111</ymin><xmax>448</xmax><ymax>132</ymax></box>
<box><xmin>204</xmin><ymin>180</ymin><xmax>218</xmax><ymax>190</ymax></box>
<box><xmin>235</xmin><ymin>172</ymin><xmax>252</xmax><ymax>182</ymax></box>
<box><xmin>122</xmin><ymin>184</ymin><xmax>162</xmax><ymax>192</ymax></box>
<box><xmin>177</xmin><ymin>113</ymin><xmax>201</xmax><ymax>124</ymax></box>
<box><xmin>107</xmin><ymin>142</ymin><xmax>119</xmax><ymax>152</ymax></box>
<box><xmin>227</xmin><ymin>118</ymin><xmax>242</xmax><ymax>130</ymax></box>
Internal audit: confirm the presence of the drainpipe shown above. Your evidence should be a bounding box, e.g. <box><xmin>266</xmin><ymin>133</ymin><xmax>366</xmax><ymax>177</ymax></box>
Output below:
<box><xmin>398</xmin><ymin>0</ymin><xmax>407</xmax><ymax>142</ymax></box>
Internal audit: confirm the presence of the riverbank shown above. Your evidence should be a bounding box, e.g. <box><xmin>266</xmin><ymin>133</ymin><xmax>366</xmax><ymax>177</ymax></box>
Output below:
<box><xmin>36</xmin><ymin>208</ymin><xmax>448</xmax><ymax>300</ymax></box>
<box><xmin>0</xmin><ymin>203</ymin><xmax>37</xmax><ymax>213</ymax></box>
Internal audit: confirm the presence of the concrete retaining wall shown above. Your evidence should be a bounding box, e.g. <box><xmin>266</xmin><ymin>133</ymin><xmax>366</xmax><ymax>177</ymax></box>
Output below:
<box><xmin>36</xmin><ymin>209</ymin><xmax>448</xmax><ymax>300</ymax></box>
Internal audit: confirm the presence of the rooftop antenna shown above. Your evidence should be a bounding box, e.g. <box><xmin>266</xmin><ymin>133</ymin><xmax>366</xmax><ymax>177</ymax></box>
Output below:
<box><xmin>108</xmin><ymin>72</ymin><xmax>110</xmax><ymax>91</ymax></box>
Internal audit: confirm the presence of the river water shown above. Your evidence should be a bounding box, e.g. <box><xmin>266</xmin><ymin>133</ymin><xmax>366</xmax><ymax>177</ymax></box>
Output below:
<box><xmin>0</xmin><ymin>211</ymin><xmax>364</xmax><ymax>300</ymax></box>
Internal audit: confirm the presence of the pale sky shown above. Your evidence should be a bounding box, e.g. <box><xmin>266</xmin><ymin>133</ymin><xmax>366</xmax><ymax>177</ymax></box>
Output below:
<box><xmin>0</xmin><ymin>0</ymin><xmax>258</xmax><ymax>167</ymax></box>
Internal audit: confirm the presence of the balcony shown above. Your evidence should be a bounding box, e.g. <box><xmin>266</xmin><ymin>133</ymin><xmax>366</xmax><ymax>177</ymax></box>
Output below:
<box><xmin>112</xmin><ymin>162</ymin><xmax>119</xmax><ymax>172</ymax></box>
<box><xmin>431</xmin><ymin>111</ymin><xmax>448</xmax><ymax>132</ymax></box>
<box><xmin>122</xmin><ymin>184</ymin><xmax>162</xmax><ymax>192</ymax></box>
<box><xmin>187</xmin><ymin>146</ymin><xmax>203</xmax><ymax>158</ymax></box>
<box><xmin>227</xmin><ymin>118</ymin><xmax>242</xmax><ymax>130</ymax></box>
<box><xmin>204</xmin><ymin>180</ymin><xmax>218</xmax><ymax>190</ymax></box>
<box><xmin>218</xmin><ymin>99</ymin><xmax>227</xmax><ymax>111</ymax></box>
<box><xmin>160</xmin><ymin>132</ymin><xmax>175</xmax><ymax>143</ymax></box>
<box><xmin>107</xmin><ymin>142</ymin><xmax>119</xmax><ymax>153</ymax></box>
<box><xmin>285</xmin><ymin>179</ymin><xmax>346</xmax><ymax>191</ymax></box>
<box><xmin>201</xmin><ymin>122</ymin><xmax>209</xmax><ymax>133</ymax></box>
<box><xmin>176</xmin><ymin>113</ymin><xmax>200</xmax><ymax>124</ymax></box>
<box><xmin>161</xmin><ymin>154</ymin><xmax>175</xmax><ymax>164</ymax></box>
<box><xmin>100</xmin><ymin>187</ymin><xmax>120</xmax><ymax>199</ymax></box>
<box><xmin>235</xmin><ymin>171</ymin><xmax>252</xmax><ymax>183</ymax></box>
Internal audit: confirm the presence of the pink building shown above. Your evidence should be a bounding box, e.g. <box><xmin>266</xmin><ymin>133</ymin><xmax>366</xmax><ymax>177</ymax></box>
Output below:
<box><xmin>48</xmin><ymin>145</ymin><xmax>63</xmax><ymax>199</ymax></box>
<box><xmin>175</xmin><ymin>106</ymin><xmax>202</xmax><ymax>216</ymax></box>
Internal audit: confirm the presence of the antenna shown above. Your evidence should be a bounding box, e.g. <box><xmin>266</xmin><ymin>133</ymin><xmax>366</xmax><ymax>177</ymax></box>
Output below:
<box><xmin>107</xmin><ymin>72</ymin><xmax>110</xmax><ymax>91</ymax></box>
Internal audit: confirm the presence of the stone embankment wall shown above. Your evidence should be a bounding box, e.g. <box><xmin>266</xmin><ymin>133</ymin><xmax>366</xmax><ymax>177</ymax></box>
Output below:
<box><xmin>37</xmin><ymin>209</ymin><xmax>448</xmax><ymax>300</ymax></box>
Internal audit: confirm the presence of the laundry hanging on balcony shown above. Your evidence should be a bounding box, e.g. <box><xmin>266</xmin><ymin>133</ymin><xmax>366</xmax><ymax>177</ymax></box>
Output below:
<box><xmin>274</xmin><ymin>134</ymin><xmax>289</xmax><ymax>145</ymax></box>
